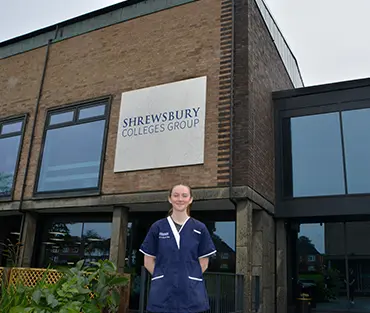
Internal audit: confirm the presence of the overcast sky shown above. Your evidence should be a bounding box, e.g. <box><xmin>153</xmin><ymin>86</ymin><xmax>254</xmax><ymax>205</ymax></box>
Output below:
<box><xmin>1</xmin><ymin>0</ymin><xmax>370</xmax><ymax>87</ymax></box>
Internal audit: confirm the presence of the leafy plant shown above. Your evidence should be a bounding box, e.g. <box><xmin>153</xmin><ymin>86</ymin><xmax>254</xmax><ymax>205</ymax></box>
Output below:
<box><xmin>0</xmin><ymin>239</ymin><xmax>23</xmax><ymax>267</ymax></box>
<box><xmin>0</xmin><ymin>259</ymin><xmax>129</xmax><ymax>313</ymax></box>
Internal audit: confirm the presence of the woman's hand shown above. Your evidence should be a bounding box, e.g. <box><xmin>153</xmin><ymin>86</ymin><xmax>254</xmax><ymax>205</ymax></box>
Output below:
<box><xmin>199</xmin><ymin>257</ymin><xmax>209</xmax><ymax>273</ymax></box>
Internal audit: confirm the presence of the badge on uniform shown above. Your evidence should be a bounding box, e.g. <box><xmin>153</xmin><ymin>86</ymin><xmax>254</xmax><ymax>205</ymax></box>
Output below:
<box><xmin>159</xmin><ymin>232</ymin><xmax>170</xmax><ymax>239</ymax></box>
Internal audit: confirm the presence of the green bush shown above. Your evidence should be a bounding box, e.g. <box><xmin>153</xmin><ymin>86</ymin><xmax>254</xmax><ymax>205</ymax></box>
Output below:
<box><xmin>0</xmin><ymin>260</ymin><xmax>128</xmax><ymax>313</ymax></box>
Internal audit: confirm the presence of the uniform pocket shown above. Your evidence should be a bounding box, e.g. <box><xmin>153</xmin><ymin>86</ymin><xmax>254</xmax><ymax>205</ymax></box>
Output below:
<box><xmin>188</xmin><ymin>275</ymin><xmax>208</xmax><ymax>309</ymax></box>
<box><xmin>148</xmin><ymin>274</ymin><xmax>169</xmax><ymax>307</ymax></box>
<box><xmin>151</xmin><ymin>275</ymin><xmax>164</xmax><ymax>281</ymax></box>
<box><xmin>189</xmin><ymin>276</ymin><xmax>203</xmax><ymax>281</ymax></box>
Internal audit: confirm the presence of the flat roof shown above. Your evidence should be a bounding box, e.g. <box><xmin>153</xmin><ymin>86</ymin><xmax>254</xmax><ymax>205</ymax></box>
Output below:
<box><xmin>0</xmin><ymin>0</ymin><xmax>195</xmax><ymax>59</ymax></box>
<box><xmin>273</xmin><ymin>76</ymin><xmax>370</xmax><ymax>100</ymax></box>
<box><xmin>0</xmin><ymin>0</ymin><xmax>142</xmax><ymax>47</ymax></box>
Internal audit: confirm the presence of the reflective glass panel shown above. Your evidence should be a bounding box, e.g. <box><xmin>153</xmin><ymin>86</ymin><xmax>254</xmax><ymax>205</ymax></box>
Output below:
<box><xmin>1</xmin><ymin>121</ymin><xmax>22</xmax><ymax>134</ymax></box>
<box><xmin>342</xmin><ymin>108</ymin><xmax>370</xmax><ymax>194</ymax></box>
<box><xmin>289</xmin><ymin>113</ymin><xmax>345</xmax><ymax>197</ymax></box>
<box><xmin>49</xmin><ymin>111</ymin><xmax>74</xmax><ymax>125</ymax></box>
<box><xmin>37</xmin><ymin>120</ymin><xmax>105</xmax><ymax>192</ymax></box>
<box><xmin>296</xmin><ymin>222</ymin><xmax>370</xmax><ymax>311</ymax></box>
<box><xmin>0</xmin><ymin>136</ymin><xmax>21</xmax><ymax>197</ymax></box>
<box><xmin>83</xmin><ymin>223</ymin><xmax>111</xmax><ymax>265</ymax></box>
<box><xmin>206</xmin><ymin>221</ymin><xmax>236</xmax><ymax>273</ymax></box>
<box><xmin>40</xmin><ymin>221</ymin><xmax>111</xmax><ymax>268</ymax></box>
<box><xmin>42</xmin><ymin>222</ymin><xmax>83</xmax><ymax>268</ymax></box>
<box><xmin>78</xmin><ymin>105</ymin><xmax>105</xmax><ymax>120</ymax></box>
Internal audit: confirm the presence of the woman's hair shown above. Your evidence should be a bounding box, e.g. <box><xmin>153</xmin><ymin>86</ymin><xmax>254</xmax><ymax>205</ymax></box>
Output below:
<box><xmin>168</xmin><ymin>184</ymin><xmax>193</xmax><ymax>216</ymax></box>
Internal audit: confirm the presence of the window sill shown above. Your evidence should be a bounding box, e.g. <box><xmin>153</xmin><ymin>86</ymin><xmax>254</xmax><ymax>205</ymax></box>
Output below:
<box><xmin>0</xmin><ymin>196</ymin><xmax>13</xmax><ymax>203</ymax></box>
<box><xmin>32</xmin><ymin>189</ymin><xmax>101</xmax><ymax>200</ymax></box>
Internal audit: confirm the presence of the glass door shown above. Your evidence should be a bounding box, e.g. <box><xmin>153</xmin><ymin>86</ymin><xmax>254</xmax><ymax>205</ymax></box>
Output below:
<box><xmin>292</xmin><ymin>221</ymin><xmax>370</xmax><ymax>312</ymax></box>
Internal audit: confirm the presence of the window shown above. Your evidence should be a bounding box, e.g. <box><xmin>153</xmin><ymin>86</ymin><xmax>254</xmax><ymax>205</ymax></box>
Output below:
<box><xmin>307</xmin><ymin>255</ymin><xmax>316</xmax><ymax>262</ymax></box>
<box><xmin>205</xmin><ymin>221</ymin><xmax>236</xmax><ymax>273</ymax></box>
<box><xmin>283</xmin><ymin>108</ymin><xmax>370</xmax><ymax>198</ymax></box>
<box><xmin>36</xmin><ymin>100</ymin><xmax>109</xmax><ymax>194</ymax></box>
<box><xmin>0</xmin><ymin>117</ymin><xmax>25</xmax><ymax>198</ymax></box>
<box><xmin>39</xmin><ymin>220</ymin><xmax>111</xmax><ymax>268</ymax></box>
<box><xmin>342</xmin><ymin>108</ymin><xmax>370</xmax><ymax>194</ymax></box>
<box><xmin>284</xmin><ymin>113</ymin><xmax>345</xmax><ymax>197</ymax></box>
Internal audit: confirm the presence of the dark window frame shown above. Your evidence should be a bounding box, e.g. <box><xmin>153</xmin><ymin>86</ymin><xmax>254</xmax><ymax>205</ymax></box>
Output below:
<box><xmin>0</xmin><ymin>114</ymin><xmax>27</xmax><ymax>202</ymax></box>
<box><xmin>33</xmin><ymin>96</ymin><xmax>111</xmax><ymax>198</ymax></box>
<box><xmin>274</xmin><ymin>81</ymin><xmax>370</xmax><ymax>218</ymax></box>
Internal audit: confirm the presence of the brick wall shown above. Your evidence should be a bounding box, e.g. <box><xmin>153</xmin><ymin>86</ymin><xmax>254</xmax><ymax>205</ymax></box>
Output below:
<box><xmin>0</xmin><ymin>48</ymin><xmax>46</xmax><ymax>200</ymax></box>
<box><xmin>0</xmin><ymin>0</ymin><xmax>225</xmax><ymax>200</ymax></box>
<box><xmin>233</xmin><ymin>0</ymin><xmax>294</xmax><ymax>203</ymax></box>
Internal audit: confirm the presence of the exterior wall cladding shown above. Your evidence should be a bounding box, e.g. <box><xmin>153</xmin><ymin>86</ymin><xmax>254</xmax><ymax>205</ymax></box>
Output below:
<box><xmin>233</xmin><ymin>0</ymin><xmax>294</xmax><ymax>203</ymax></box>
<box><xmin>1</xmin><ymin>0</ymin><xmax>223</xmax><ymax>199</ymax></box>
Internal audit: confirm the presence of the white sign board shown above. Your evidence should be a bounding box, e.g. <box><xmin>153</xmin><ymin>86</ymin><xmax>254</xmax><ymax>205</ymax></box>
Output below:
<box><xmin>114</xmin><ymin>76</ymin><xmax>207</xmax><ymax>172</ymax></box>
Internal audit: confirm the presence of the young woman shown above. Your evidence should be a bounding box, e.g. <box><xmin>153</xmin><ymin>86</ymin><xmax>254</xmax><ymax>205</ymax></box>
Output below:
<box><xmin>139</xmin><ymin>184</ymin><xmax>216</xmax><ymax>313</ymax></box>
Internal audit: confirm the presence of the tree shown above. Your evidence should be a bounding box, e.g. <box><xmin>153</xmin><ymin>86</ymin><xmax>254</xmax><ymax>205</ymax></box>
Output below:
<box><xmin>298</xmin><ymin>235</ymin><xmax>319</xmax><ymax>256</ymax></box>
<box><xmin>299</xmin><ymin>236</ymin><xmax>315</xmax><ymax>247</ymax></box>
<box><xmin>0</xmin><ymin>172</ymin><xmax>12</xmax><ymax>196</ymax></box>
<box><xmin>50</xmin><ymin>223</ymin><xmax>71</xmax><ymax>236</ymax></box>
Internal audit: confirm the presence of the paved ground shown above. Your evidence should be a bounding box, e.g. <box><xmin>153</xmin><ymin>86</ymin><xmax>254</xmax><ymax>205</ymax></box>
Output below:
<box><xmin>314</xmin><ymin>297</ymin><xmax>370</xmax><ymax>312</ymax></box>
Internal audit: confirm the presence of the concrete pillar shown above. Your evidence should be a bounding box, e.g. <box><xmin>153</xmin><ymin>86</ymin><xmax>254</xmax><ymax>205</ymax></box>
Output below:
<box><xmin>252</xmin><ymin>210</ymin><xmax>275</xmax><ymax>313</ymax></box>
<box><xmin>109</xmin><ymin>206</ymin><xmax>129</xmax><ymax>273</ymax></box>
<box><xmin>276</xmin><ymin>220</ymin><xmax>288</xmax><ymax>313</ymax></box>
<box><xmin>19</xmin><ymin>212</ymin><xmax>37</xmax><ymax>267</ymax></box>
<box><xmin>236</xmin><ymin>200</ymin><xmax>253</xmax><ymax>313</ymax></box>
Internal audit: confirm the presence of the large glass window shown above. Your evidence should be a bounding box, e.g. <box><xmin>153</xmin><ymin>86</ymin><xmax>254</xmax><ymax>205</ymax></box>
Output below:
<box><xmin>285</xmin><ymin>113</ymin><xmax>345</xmax><ymax>197</ymax></box>
<box><xmin>39</xmin><ymin>219</ymin><xmax>111</xmax><ymax>268</ymax></box>
<box><xmin>0</xmin><ymin>118</ymin><xmax>25</xmax><ymax>198</ymax></box>
<box><xmin>283</xmin><ymin>107</ymin><xmax>370</xmax><ymax>198</ymax></box>
<box><xmin>292</xmin><ymin>221</ymin><xmax>370</xmax><ymax>312</ymax></box>
<box><xmin>36</xmin><ymin>100</ymin><xmax>108</xmax><ymax>194</ymax></box>
<box><xmin>342</xmin><ymin>108</ymin><xmax>370</xmax><ymax>194</ymax></box>
<box><xmin>204</xmin><ymin>221</ymin><xmax>236</xmax><ymax>273</ymax></box>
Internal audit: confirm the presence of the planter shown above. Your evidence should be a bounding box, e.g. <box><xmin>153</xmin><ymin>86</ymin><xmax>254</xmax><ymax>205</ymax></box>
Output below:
<box><xmin>0</xmin><ymin>261</ymin><xmax>131</xmax><ymax>313</ymax></box>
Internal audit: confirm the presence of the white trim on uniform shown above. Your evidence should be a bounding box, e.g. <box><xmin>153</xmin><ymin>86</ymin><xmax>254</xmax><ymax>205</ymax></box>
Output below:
<box><xmin>139</xmin><ymin>249</ymin><xmax>156</xmax><ymax>258</ymax></box>
<box><xmin>199</xmin><ymin>250</ymin><xmax>217</xmax><ymax>259</ymax></box>
<box><xmin>166</xmin><ymin>216</ymin><xmax>190</xmax><ymax>249</ymax></box>
<box><xmin>188</xmin><ymin>276</ymin><xmax>203</xmax><ymax>281</ymax></box>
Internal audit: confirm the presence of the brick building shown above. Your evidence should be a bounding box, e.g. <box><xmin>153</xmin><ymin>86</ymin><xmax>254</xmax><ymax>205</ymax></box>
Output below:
<box><xmin>0</xmin><ymin>0</ymin><xmax>303</xmax><ymax>312</ymax></box>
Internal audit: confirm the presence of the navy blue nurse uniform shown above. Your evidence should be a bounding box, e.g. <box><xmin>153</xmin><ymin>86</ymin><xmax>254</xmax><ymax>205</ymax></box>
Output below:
<box><xmin>139</xmin><ymin>216</ymin><xmax>216</xmax><ymax>313</ymax></box>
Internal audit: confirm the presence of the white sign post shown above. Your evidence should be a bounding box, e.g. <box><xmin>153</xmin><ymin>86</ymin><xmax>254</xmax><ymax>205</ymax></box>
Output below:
<box><xmin>114</xmin><ymin>76</ymin><xmax>207</xmax><ymax>172</ymax></box>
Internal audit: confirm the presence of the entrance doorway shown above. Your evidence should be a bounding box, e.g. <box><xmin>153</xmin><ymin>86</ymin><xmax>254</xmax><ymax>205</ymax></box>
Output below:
<box><xmin>292</xmin><ymin>221</ymin><xmax>370</xmax><ymax>312</ymax></box>
<box><xmin>125</xmin><ymin>210</ymin><xmax>236</xmax><ymax>312</ymax></box>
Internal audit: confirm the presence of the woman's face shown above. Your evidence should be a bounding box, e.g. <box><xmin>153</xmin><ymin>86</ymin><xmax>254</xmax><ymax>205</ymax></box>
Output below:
<box><xmin>169</xmin><ymin>185</ymin><xmax>193</xmax><ymax>213</ymax></box>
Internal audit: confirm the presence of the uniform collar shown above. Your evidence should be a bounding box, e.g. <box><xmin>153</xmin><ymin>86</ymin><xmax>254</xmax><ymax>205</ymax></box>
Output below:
<box><xmin>167</xmin><ymin>216</ymin><xmax>190</xmax><ymax>249</ymax></box>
